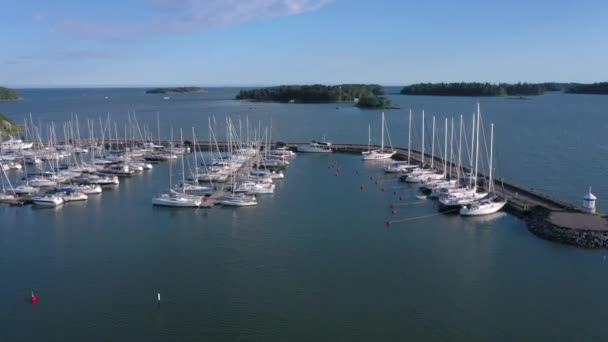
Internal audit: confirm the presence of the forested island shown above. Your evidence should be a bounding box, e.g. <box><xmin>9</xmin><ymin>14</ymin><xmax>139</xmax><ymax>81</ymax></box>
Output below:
<box><xmin>0</xmin><ymin>87</ymin><xmax>19</xmax><ymax>101</ymax></box>
<box><xmin>400</xmin><ymin>82</ymin><xmax>545</xmax><ymax>96</ymax></box>
<box><xmin>0</xmin><ymin>113</ymin><xmax>21</xmax><ymax>134</ymax></box>
<box><xmin>235</xmin><ymin>84</ymin><xmax>392</xmax><ymax>109</ymax></box>
<box><xmin>146</xmin><ymin>87</ymin><xmax>208</xmax><ymax>94</ymax></box>
<box><xmin>566</xmin><ymin>82</ymin><xmax>608</xmax><ymax>94</ymax></box>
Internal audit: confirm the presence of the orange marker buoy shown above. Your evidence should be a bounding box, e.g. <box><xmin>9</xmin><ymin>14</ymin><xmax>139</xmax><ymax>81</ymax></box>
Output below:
<box><xmin>30</xmin><ymin>291</ymin><xmax>38</xmax><ymax>304</ymax></box>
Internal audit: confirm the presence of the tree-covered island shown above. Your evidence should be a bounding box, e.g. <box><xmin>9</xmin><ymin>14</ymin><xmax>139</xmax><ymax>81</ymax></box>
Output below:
<box><xmin>145</xmin><ymin>87</ymin><xmax>208</xmax><ymax>94</ymax></box>
<box><xmin>400</xmin><ymin>82</ymin><xmax>545</xmax><ymax>96</ymax></box>
<box><xmin>0</xmin><ymin>87</ymin><xmax>19</xmax><ymax>101</ymax></box>
<box><xmin>235</xmin><ymin>84</ymin><xmax>392</xmax><ymax>109</ymax></box>
<box><xmin>566</xmin><ymin>82</ymin><xmax>608</xmax><ymax>95</ymax></box>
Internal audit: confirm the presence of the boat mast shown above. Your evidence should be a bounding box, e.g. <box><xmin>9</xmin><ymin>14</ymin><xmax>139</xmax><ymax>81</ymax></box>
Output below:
<box><xmin>381</xmin><ymin>112</ymin><xmax>385</xmax><ymax>152</ymax></box>
<box><xmin>469</xmin><ymin>112</ymin><xmax>475</xmax><ymax>189</ymax></box>
<box><xmin>180</xmin><ymin>128</ymin><xmax>185</xmax><ymax>193</ymax></box>
<box><xmin>192</xmin><ymin>127</ymin><xmax>198</xmax><ymax>185</ymax></box>
<box><xmin>368</xmin><ymin>123</ymin><xmax>371</xmax><ymax>152</ymax></box>
<box><xmin>444</xmin><ymin>118</ymin><xmax>448</xmax><ymax>178</ymax></box>
<box><xmin>169</xmin><ymin>128</ymin><xmax>173</xmax><ymax>189</ymax></box>
<box><xmin>449</xmin><ymin>117</ymin><xmax>454</xmax><ymax>179</ymax></box>
<box><xmin>489</xmin><ymin>123</ymin><xmax>494</xmax><ymax>195</ymax></box>
<box><xmin>431</xmin><ymin>116</ymin><xmax>435</xmax><ymax>169</ymax></box>
<box><xmin>408</xmin><ymin>109</ymin><xmax>412</xmax><ymax>164</ymax></box>
<box><xmin>421</xmin><ymin>110</ymin><xmax>425</xmax><ymax>166</ymax></box>
<box><xmin>474</xmin><ymin>104</ymin><xmax>481</xmax><ymax>193</ymax></box>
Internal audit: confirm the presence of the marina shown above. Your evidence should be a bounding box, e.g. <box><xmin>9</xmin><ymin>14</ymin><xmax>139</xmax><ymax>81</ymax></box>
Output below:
<box><xmin>2</xmin><ymin>90</ymin><xmax>608</xmax><ymax>341</ymax></box>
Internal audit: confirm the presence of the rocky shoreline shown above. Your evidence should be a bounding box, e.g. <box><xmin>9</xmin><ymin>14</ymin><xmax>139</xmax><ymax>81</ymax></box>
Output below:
<box><xmin>526</xmin><ymin>207</ymin><xmax>608</xmax><ymax>248</ymax></box>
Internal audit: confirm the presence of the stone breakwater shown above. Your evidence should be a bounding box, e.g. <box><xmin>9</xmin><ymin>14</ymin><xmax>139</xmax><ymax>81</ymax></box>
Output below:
<box><xmin>526</xmin><ymin>207</ymin><xmax>608</xmax><ymax>248</ymax></box>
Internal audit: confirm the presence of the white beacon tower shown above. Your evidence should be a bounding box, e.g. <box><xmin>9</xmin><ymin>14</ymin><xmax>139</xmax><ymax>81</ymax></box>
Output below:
<box><xmin>582</xmin><ymin>186</ymin><xmax>597</xmax><ymax>214</ymax></box>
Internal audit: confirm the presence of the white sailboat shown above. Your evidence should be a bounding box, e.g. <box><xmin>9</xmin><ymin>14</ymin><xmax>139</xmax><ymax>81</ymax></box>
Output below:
<box><xmin>460</xmin><ymin>123</ymin><xmax>507</xmax><ymax>216</ymax></box>
<box><xmin>439</xmin><ymin>104</ymin><xmax>489</xmax><ymax>208</ymax></box>
<box><xmin>362</xmin><ymin>112</ymin><xmax>396</xmax><ymax>160</ymax></box>
<box><xmin>152</xmin><ymin>129</ymin><xmax>201</xmax><ymax>208</ymax></box>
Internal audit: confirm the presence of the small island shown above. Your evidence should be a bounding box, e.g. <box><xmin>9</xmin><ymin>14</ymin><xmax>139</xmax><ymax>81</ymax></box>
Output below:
<box><xmin>145</xmin><ymin>87</ymin><xmax>208</xmax><ymax>94</ymax></box>
<box><xmin>235</xmin><ymin>84</ymin><xmax>393</xmax><ymax>109</ymax></box>
<box><xmin>0</xmin><ymin>87</ymin><xmax>19</xmax><ymax>101</ymax></box>
<box><xmin>400</xmin><ymin>82</ymin><xmax>545</xmax><ymax>96</ymax></box>
<box><xmin>0</xmin><ymin>113</ymin><xmax>21</xmax><ymax>134</ymax></box>
<box><xmin>566</xmin><ymin>82</ymin><xmax>608</xmax><ymax>95</ymax></box>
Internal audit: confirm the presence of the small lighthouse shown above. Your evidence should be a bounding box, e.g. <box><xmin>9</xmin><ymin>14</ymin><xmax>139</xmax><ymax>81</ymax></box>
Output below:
<box><xmin>582</xmin><ymin>186</ymin><xmax>597</xmax><ymax>214</ymax></box>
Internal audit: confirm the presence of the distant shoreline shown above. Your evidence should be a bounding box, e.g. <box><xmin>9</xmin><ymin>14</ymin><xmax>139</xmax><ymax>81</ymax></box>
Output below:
<box><xmin>145</xmin><ymin>87</ymin><xmax>208</xmax><ymax>94</ymax></box>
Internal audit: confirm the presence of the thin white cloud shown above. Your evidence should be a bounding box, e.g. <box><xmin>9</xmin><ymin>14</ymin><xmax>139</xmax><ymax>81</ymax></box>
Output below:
<box><xmin>60</xmin><ymin>0</ymin><xmax>332</xmax><ymax>41</ymax></box>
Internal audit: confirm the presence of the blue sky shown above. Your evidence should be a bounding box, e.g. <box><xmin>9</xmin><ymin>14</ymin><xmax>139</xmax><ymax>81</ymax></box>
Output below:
<box><xmin>2</xmin><ymin>0</ymin><xmax>607</xmax><ymax>87</ymax></box>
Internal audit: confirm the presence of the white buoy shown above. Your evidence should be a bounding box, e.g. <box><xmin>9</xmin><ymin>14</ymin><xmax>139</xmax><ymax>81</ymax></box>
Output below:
<box><xmin>582</xmin><ymin>186</ymin><xmax>597</xmax><ymax>214</ymax></box>
<box><xmin>157</xmin><ymin>292</ymin><xmax>161</xmax><ymax>308</ymax></box>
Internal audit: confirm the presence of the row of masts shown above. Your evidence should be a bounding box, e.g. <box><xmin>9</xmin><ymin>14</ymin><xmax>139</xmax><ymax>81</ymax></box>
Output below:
<box><xmin>384</xmin><ymin>103</ymin><xmax>506</xmax><ymax>216</ymax></box>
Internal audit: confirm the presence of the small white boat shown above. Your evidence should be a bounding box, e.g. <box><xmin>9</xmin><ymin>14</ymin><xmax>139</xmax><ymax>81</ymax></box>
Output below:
<box><xmin>173</xmin><ymin>182</ymin><xmax>214</xmax><ymax>195</ymax></box>
<box><xmin>6</xmin><ymin>162</ymin><xmax>22</xmax><ymax>170</ymax></box>
<box><xmin>32</xmin><ymin>194</ymin><xmax>64</xmax><ymax>207</ymax></box>
<box><xmin>297</xmin><ymin>140</ymin><xmax>332</xmax><ymax>153</ymax></box>
<box><xmin>0</xmin><ymin>193</ymin><xmax>17</xmax><ymax>202</ymax></box>
<box><xmin>384</xmin><ymin>161</ymin><xmax>417</xmax><ymax>173</ymax></box>
<box><xmin>60</xmin><ymin>191</ymin><xmax>88</xmax><ymax>202</ymax></box>
<box><xmin>362</xmin><ymin>113</ymin><xmax>396</xmax><ymax>161</ymax></box>
<box><xmin>152</xmin><ymin>192</ymin><xmax>201</xmax><ymax>207</ymax></box>
<box><xmin>14</xmin><ymin>184</ymin><xmax>39</xmax><ymax>195</ymax></box>
<box><xmin>219</xmin><ymin>193</ymin><xmax>258</xmax><ymax>207</ymax></box>
<box><xmin>460</xmin><ymin>198</ymin><xmax>507</xmax><ymax>216</ymax></box>
<box><xmin>27</xmin><ymin>176</ymin><xmax>58</xmax><ymax>187</ymax></box>
<box><xmin>233</xmin><ymin>181</ymin><xmax>275</xmax><ymax>195</ymax></box>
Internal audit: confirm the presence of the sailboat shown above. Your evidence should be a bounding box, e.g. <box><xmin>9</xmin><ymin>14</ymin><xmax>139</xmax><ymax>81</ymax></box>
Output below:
<box><xmin>152</xmin><ymin>129</ymin><xmax>201</xmax><ymax>208</ymax></box>
<box><xmin>385</xmin><ymin>109</ymin><xmax>417</xmax><ymax>173</ymax></box>
<box><xmin>439</xmin><ymin>104</ymin><xmax>489</xmax><ymax>208</ymax></box>
<box><xmin>362</xmin><ymin>112</ymin><xmax>396</xmax><ymax>160</ymax></box>
<box><xmin>460</xmin><ymin>123</ymin><xmax>507</xmax><ymax>216</ymax></box>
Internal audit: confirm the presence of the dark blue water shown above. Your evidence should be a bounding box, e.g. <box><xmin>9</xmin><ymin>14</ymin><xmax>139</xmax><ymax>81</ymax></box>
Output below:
<box><xmin>2</xmin><ymin>89</ymin><xmax>608</xmax><ymax>341</ymax></box>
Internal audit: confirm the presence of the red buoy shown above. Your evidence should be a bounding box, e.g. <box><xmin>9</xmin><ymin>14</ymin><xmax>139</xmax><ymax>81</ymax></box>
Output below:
<box><xmin>30</xmin><ymin>291</ymin><xmax>38</xmax><ymax>304</ymax></box>
<box><xmin>386</xmin><ymin>220</ymin><xmax>392</xmax><ymax>227</ymax></box>
<box><xmin>399</xmin><ymin>196</ymin><xmax>403</xmax><ymax>201</ymax></box>
<box><xmin>369</xmin><ymin>176</ymin><xmax>373</xmax><ymax>180</ymax></box>
<box><xmin>393</xmin><ymin>191</ymin><xmax>398</xmax><ymax>195</ymax></box>
<box><xmin>360</xmin><ymin>185</ymin><xmax>365</xmax><ymax>190</ymax></box>
<box><xmin>390</xmin><ymin>204</ymin><xmax>395</xmax><ymax>208</ymax></box>
<box><xmin>381</xmin><ymin>188</ymin><xmax>385</xmax><ymax>192</ymax></box>
<box><xmin>335</xmin><ymin>172</ymin><xmax>340</xmax><ymax>177</ymax></box>
<box><xmin>392</xmin><ymin>210</ymin><xmax>397</xmax><ymax>215</ymax></box>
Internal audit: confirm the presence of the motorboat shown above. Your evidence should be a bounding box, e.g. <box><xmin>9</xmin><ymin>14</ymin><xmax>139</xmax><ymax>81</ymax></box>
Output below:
<box><xmin>32</xmin><ymin>194</ymin><xmax>64</xmax><ymax>207</ymax></box>
<box><xmin>297</xmin><ymin>140</ymin><xmax>332</xmax><ymax>153</ymax></box>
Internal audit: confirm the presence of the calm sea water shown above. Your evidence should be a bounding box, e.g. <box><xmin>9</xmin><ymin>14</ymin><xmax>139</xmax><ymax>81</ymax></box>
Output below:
<box><xmin>1</xmin><ymin>89</ymin><xmax>608</xmax><ymax>341</ymax></box>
